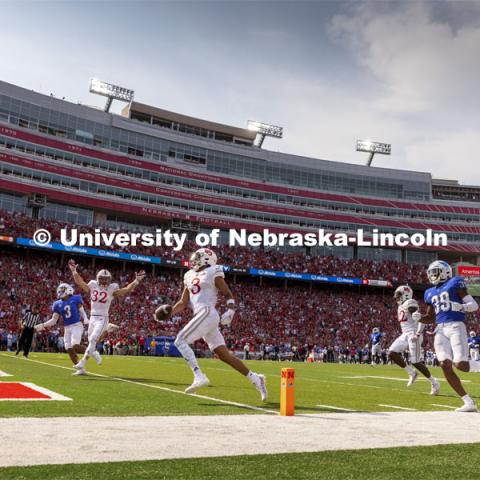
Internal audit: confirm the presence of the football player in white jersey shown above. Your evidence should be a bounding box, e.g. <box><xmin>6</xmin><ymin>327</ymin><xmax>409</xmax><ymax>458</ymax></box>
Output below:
<box><xmin>155</xmin><ymin>248</ymin><xmax>267</xmax><ymax>401</ymax></box>
<box><xmin>68</xmin><ymin>260</ymin><xmax>146</xmax><ymax>369</ymax></box>
<box><xmin>388</xmin><ymin>285</ymin><xmax>440</xmax><ymax>395</ymax></box>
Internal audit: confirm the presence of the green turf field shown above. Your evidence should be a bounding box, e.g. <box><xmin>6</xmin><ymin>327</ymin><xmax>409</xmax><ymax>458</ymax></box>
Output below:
<box><xmin>2</xmin><ymin>444</ymin><xmax>480</xmax><ymax>480</ymax></box>
<box><xmin>2</xmin><ymin>352</ymin><xmax>480</xmax><ymax>480</ymax></box>
<box><xmin>1</xmin><ymin>351</ymin><xmax>479</xmax><ymax>416</ymax></box>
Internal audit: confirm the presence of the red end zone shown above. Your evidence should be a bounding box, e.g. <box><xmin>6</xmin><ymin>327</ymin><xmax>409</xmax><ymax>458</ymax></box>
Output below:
<box><xmin>0</xmin><ymin>382</ymin><xmax>72</xmax><ymax>401</ymax></box>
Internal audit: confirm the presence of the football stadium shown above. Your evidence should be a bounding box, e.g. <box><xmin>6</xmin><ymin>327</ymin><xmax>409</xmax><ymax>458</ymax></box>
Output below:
<box><xmin>1</xmin><ymin>1</ymin><xmax>480</xmax><ymax>479</ymax></box>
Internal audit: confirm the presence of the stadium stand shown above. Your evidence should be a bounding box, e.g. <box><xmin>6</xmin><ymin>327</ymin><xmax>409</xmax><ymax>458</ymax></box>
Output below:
<box><xmin>4</xmin><ymin>245</ymin><xmax>476</xmax><ymax>362</ymax></box>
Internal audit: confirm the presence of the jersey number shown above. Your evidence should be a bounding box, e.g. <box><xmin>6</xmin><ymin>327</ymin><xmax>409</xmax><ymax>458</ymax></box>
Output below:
<box><xmin>91</xmin><ymin>290</ymin><xmax>108</xmax><ymax>303</ymax></box>
<box><xmin>190</xmin><ymin>278</ymin><xmax>201</xmax><ymax>295</ymax></box>
<box><xmin>64</xmin><ymin>305</ymin><xmax>71</xmax><ymax>319</ymax></box>
<box><xmin>431</xmin><ymin>291</ymin><xmax>451</xmax><ymax>314</ymax></box>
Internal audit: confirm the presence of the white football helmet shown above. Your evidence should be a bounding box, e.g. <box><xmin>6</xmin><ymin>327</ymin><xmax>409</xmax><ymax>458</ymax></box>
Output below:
<box><xmin>470</xmin><ymin>331</ymin><xmax>476</xmax><ymax>337</ymax></box>
<box><xmin>57</xmin><ymin>283</ymin><xmax>74</xmax><ymax>299</ymax></box>
<box><xmin>189</xmin><ymin>248</ymin><xmax>217</xmax><ymax>272</ymax></box>
<box><xmin>427</xmin><ymin>260</ymin><xmax>452</xmax><ymax>285</ymax></box>
<box><xmin>96</xmin><ymin>269</ymin><xmax>112</xmax><ymax>287</ymax></box>
<box><xmin>394</xmin><ymin>285</ymin><xmax>413</xmax><ymax>304</ymax></box>
<box><xmin>373</xmin><ymin>327</ymin><xmax>380</xmax><ymax>334</ymax></box>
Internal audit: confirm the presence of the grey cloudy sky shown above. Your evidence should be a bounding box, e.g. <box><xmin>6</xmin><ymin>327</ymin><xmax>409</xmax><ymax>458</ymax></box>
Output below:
<box><xmin>1</xmin><ymin>0</ymin><xmax>479</xmax><ymax>184</ymax></box>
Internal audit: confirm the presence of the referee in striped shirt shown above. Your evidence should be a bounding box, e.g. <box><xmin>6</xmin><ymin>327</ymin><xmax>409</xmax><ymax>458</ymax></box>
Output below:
<box><xmin>16</xmin><ymin>305</ymin><xmax>41</xmax><ymax>358</ymax></box>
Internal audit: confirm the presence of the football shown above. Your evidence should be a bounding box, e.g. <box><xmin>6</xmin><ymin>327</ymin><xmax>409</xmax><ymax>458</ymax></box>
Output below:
<box><xmin>154</xmin><ymin>304</ymin><xmax>172</xmax><ymax>321</ymax></box>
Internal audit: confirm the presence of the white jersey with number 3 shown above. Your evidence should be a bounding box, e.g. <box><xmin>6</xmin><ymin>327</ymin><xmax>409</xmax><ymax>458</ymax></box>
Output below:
<box><xmin>184</xmin><ymin>265</ymin><xmax>224</xmax><ymax>314</ymax></box>
<box><xmin>88</xmin><ymin>280</ymin><xmax>119</xmax><ymax>316</ymax></box>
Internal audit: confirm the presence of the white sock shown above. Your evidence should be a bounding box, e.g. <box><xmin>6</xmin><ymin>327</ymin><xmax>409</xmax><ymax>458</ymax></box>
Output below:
<box><xmin>462</xmin><ymin>394</ymin><xmax>474</xmax><ymax>404</ymax></box>
<box><xmin>428</xmin><ymin>376</ymin><xmax>436</xmax><ymax>385</ymax></box>
<box><xmin>175</xmin><ymin>339</ymin><xmax>200</xmax><ymax>373</ymax></box>
<box><xmin>247</xmin><ymin>371</ymin><xmax>257</xmax><ymax>383</ymax></box>
<box><xmin>404</xmin><ymin>365</ymin><xmax>415</xmax><ymax>376</ymax></box>
<box><xmin>469</xmin><ymin>360</ymin><xmax>480</xmax><ymax>373</ymax></box>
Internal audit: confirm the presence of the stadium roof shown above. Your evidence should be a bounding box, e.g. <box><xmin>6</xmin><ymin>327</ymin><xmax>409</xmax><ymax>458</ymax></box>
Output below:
<box><xmin>122</xmin><ymin>101</ymin><xmax>257</xmax><ymax>146</ymax></box>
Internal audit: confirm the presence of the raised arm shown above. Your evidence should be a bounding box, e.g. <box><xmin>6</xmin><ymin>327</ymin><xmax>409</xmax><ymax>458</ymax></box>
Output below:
<box><xmin>68</xmin><ymin>260</ymin><xmax>90</xmax><ymax>294</ymax></box>
<box><xmin>113</xmin><ymin>270</ymin><xmax>146</xmax><ymax>298</ymax></box>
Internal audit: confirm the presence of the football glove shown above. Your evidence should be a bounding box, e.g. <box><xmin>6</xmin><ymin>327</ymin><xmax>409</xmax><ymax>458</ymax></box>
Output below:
<box><xmin>220</xmin><ymin>309</ymin><xmax>235</xmax><ymax>326</ymax></box>
<box><xmin>154</xmin><ymin>304</ymin><xmax>172</xmax><ymax>322</ymax></box>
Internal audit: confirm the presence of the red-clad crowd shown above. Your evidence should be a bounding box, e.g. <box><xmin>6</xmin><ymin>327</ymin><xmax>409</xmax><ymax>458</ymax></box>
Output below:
<box><xmin>4</xmin><ymin>247</ymin><xmax>470</xmax><ymax>359</ymax></box>
<box><xmin>0</xmin><ymin>209</ymin><xmax>428</xmax><ymax>284</ymax></box>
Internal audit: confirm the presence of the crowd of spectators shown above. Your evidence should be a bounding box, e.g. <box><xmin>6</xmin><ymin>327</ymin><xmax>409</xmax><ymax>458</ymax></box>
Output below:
<box><xmin>0</xmin><ymin>209</ymin><xmax>428</xmax><ymax>284</ymax></box>
<box><xmin>3</xmin><ymin>246</ymin><xmax>471</xmax><ymax>362</ymax></box>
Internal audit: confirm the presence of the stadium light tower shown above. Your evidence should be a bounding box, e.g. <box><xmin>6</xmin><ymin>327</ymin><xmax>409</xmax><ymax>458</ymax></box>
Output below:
<box><xmin>356</xmin><ymin>139</ymin><xmax>391</xmax><ymax>166</ymax></box>
<box><xmin>89</xmin><ymin>78</ymin><xmax>135</xmax><ymax>113</ymax></box>
<box><xmin>247</xmin><ymin>120</ymin><xmax>283</xmax><ymax>148</ymax></box>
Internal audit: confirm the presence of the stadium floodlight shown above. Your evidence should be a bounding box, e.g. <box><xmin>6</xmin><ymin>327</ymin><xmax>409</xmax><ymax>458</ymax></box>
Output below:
<box><xmin>247</xmin><ymin>120</ymin><xmax>283</xmax><ymax>148</ymax></box>
<box><xmin>356</xmin><ymin>139</ymin><xmax>391</xmax><ymax>166</ymax></box>
<box><xmin>89</xmin><ymin>78</ymin><xmax>135</xmax><ymax>112</ymax></box>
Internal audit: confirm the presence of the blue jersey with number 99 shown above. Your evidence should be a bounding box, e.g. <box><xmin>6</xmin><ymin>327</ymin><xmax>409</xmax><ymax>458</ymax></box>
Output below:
<box><xmin>424</xmin><ymin>276</ymin><xmax>466</xmax><ymax>324</ymax></box>
<box><xmin>52</xmin><ymin>294</ymin><xmax>83</xmax><ymax>326</ymax></box>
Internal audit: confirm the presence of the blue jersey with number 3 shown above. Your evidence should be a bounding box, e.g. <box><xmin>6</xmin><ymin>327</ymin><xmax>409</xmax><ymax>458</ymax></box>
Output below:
<box><xmin>424</xmin><ymin>276</ymin><xmax>466</xmax><ymax>324</ymax></box>
<box><xmin>370</xmin><ymin>332</ymin><xmax>382</xmax><ymax>345</ymax></box>
<box><xmin>52</xmin><ymin>294</ymin><xmax>83</xmax><ymax>326</ymax></box>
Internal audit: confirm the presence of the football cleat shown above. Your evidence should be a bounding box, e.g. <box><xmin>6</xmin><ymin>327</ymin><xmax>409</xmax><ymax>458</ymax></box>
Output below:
<box><xmin>92</xmin><ymin>351</ymin><xmax>103</xmax><ymax>365</ymax></box>
<box><xmin>185</xmin><ymin>374</ymin><xmax>210</xmax><ymax>394</ymax></box>
<box><xmin>72</xmin><ymin>368</ymin><xmax>87</xmax><ymax>376</ymax></box>
<box><xmin>407</xmin><ymin>370</ymin><xmax>418</xmax><ymax>387</ymax></box>
<box><xmin>455</xmin><ymin>402</ymin><xmax>478</xmax><ymax>413</ymax></box>
<box><xmin>253</xmin><ymin>374</ymin><xmax>268</xmax><ymax>401</ymax></box>
<box><xmin>430</xmin><ymin>378</ymin><xmax>440</xmax><ymax>396</ymax></box>
<box><xmin>74</xmin><ymin>359</ymin><xmax>86</xmax><ymax>370</ymax></box>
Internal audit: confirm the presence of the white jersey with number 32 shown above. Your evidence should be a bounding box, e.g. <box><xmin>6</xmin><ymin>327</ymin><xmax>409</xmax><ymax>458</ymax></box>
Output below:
<box><xmin>88</xmin><ymin>280</ymin><xmax>119</xmax><ymax>316</ymax></box>
<box><xmin>184</xmin><ymin>265</ymin><xmax>224</xmax><ymax>314</ymax></box>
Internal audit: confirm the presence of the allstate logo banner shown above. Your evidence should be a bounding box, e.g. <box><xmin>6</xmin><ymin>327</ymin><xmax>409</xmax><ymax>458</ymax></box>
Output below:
<box><xmin>16</xmin><ymin>237</ymin><xmax>162</xmax><ymax>265</ymax></box>
<box><xmin>248</xmin><ymin>268</ymin><xmax>364</xmax><ymax>285</ymax></box>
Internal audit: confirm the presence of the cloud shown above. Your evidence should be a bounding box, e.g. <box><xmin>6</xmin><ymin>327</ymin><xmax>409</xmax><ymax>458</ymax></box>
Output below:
<box><xmin>329</xmin><ymin>2</ymin><xmax>480</xmax><ymax>113</ymax></box>
<box><xmin>322</xmin><ymin>1</ymin><xmax>480</xmax><ymax>183</ymax></box>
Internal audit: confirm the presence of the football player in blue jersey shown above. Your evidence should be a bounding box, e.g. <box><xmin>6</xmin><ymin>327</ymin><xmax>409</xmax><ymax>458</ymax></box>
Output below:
<box><xmin>468</xmin><ymin>331</ymin><xmax>480</xmax><ymax>361</ymax></box>
<box><xmin>370</xmin><ymin>327</ymin><xmax>383</xmax><ymax>365</ymax></box>
<box><xmin>421</xmin><ymin>260</ymin><xmax>480</xmax><ymax>412</ymax></box>
<box><xmin>35</xmin><ymin>283</ymin><xmax>89</xmax><ymax>376</ymax></box>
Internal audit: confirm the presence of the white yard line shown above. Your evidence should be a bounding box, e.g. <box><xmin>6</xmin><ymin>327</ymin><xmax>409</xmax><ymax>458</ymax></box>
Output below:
<box><xmin>378</xmin><ymin>404</ymin><xmax>417</xmax><ymax>411</ymax></box>
<box><xmin>0</xmin><ymin>370</ymin><xmax>12</xmax><ymax>377</ymax></box>
<box><xmin>0</xmin><ymin>354</ymin><xmax>276</xmax><ymax>415</ymax></box>
<box><xmin>316</xmin><ymin>404</ymin><xmax>357</xmax><ymax>412</ymax></box>
<box><xmin>342</xmin><ymin>375</ymin><xmax>471</xmax><ymax>383</ymax></box>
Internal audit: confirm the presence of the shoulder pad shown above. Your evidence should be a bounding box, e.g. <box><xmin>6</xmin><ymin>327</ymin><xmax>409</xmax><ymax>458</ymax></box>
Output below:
<box><xmin>452</xmin><ymin>276</ymin><xmax>467</xmax><ymax>290</ymax></box>
<box><xmin>73</xmin><ymin>294</ymin><xmax>83</xmax><ymax>303</ymax></box>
